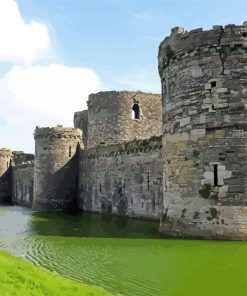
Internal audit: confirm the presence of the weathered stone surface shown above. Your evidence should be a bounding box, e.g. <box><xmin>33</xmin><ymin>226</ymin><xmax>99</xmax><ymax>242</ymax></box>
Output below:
<box><xmin>32</xmin><ymin>126</ymin><xmax>82</xmax><ymax>212</ymax></box>
<box><xmin>12</xmin><ymin>160</ymin><xmax>34</xmax><ymax>208</ymax></box>
<box><xmin>86</xmin><ymin>91</ymin><xmax>162</xmax><ymax>149</ymax></box>
<box><xmin>158</xmin><ymin>22</ymin><xmax>247</xmax><ymax>240</ymax></box>
<box><xmin>78</xmin><ymin>136</ymin><xmax>163</xmax><ymax>219</ymax></box>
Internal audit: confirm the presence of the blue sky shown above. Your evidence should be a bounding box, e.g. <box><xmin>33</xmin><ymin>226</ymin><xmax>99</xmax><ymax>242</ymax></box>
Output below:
<box><xmin>0</xmin><ymin>0</ymin><xmax>247</xmax><ymax>152</ymax></box>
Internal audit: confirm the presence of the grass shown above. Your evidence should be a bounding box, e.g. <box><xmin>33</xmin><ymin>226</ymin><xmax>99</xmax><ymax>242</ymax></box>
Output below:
<box><xmin>0</xmin><ymin>249</ymin><xmax>116</xmax><ymax>296</ymax></box>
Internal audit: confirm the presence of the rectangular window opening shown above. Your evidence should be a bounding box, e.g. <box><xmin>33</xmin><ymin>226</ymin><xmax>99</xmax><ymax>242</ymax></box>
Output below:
<box><xmin>214</xmin><ymin>164</ymin><xmax>218</xmax><ymax>187</ymax></box>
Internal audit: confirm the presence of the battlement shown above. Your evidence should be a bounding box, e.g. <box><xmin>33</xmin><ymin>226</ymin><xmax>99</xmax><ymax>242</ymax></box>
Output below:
<box><xmin>0</xmin><ymin>149</ymin><xmax>12</xmax><ymax>158</ymax></box>
<box><xmin>14</xmin><ymin>160</ymin><xmax>34</xmax><ymax>169</ymax></box>
<box><xmin>158</xmin><ymin>21</ymin><xmax>247</xmax><ymax>73</ymax></box>
<box><xmin>84</xmin><ymin>136</ymin><xmax>162</xmax><ymax>160</ymax></box>
<box><xmin>34</xmin><ymin>125</ymin><xmax>82</xmax><ymax>140</ymax></box>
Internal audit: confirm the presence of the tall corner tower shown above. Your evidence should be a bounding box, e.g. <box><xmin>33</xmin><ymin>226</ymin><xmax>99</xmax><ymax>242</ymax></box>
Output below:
<box><xmin>158</xmin><ymin>22</ymin><xmax>247</xmax><ymax>239</ymax></box>
<box><xmin>33</xmin><ymin>126</ymin><xmax>82</xmax><ymax>212</ymax></box>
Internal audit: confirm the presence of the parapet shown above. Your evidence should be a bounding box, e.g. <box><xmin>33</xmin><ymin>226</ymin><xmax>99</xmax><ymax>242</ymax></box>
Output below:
<box><xmin>158</xmin><ymin>21</ymin><xmax>247</xmax><ymax>73</ymax></box>
<box><xmin>0</xmin><ymin>148</ymin><xmax>12</xmax><ymax>158</ymax></box>
<box><xmin>12</xmin><ymin>151</ymin><xmax>34</xmax><ymax>166</ymax></box>
<box><xmin>34</xmin><ymin>125</ymin><xmax>82</xmax><ymax>140</ymax></box>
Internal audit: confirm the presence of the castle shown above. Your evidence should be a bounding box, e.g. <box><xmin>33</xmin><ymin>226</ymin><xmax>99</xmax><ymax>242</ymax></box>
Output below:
<box><xmin>1</xmin><ymin>22</ymin><xmax>247</xmax><ymax>240</ymax></box>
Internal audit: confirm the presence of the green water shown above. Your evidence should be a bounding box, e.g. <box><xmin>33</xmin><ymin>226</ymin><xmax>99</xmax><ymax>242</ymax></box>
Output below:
<box><xmin>1</xmin><ymin>206</ymin><xmax>247</xmax><ymax>296</ymax></box>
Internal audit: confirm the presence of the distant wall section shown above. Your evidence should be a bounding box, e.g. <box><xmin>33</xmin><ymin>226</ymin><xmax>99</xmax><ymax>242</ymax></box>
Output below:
<box><xmin>79</xmin><ymin>136</ymin><xmax>163</xmax><ymax>219</ymax></box>
<box><xmin>12</xmin><ymin>161</ymin><xmax>34</xmax><ymax>208</ymax></box>
<box><xmin>0</xmin><ymin>148</ymin><xmax>12</xmax><ymax>203</ymax></box>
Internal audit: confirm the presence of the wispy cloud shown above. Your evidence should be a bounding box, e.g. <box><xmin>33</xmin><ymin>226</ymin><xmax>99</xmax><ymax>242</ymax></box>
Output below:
<box><xmin>134</xmin><ymin>13</ymin><xmax>156</xmax><ymax>22</ymax></box>
<box><xmin>116</xmin><ymin>68</ymin><xmax>160</xmax><ymax>93</ymax></box>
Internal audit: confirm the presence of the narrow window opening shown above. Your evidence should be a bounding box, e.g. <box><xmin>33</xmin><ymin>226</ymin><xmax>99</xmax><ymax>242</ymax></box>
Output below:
<box><xmin>211</xmin><ymin>81</ymin><xmax>216</xmax><ymax>88</ymax></box>
<box><xmin>162</xmin><ymin>78</ymin><xmax>166</xmax><ymax>94</ymax></box>
<box><xmin>99</xmin><ymin>183</ymin><xmax>102</xmax><ymax>193</ymax></box>
<box><xmin>132</xmin><ymin>104</ymin><xmax>140</xmax><ymax>119</ymax></box>
<box><xmin>147</xmin><ymin>172</ymin><xmax>150</xmax><ymax>191</ymax></box>
<box><xmin>69</xmin><ymin>145</ymin><xmax>71</xmax><ymax>157</ymax></box>
<box><xmin>7</xmin><ymin>161</ymin><xmax>8</xmax><ymax>168</ymax></box>
<box><xmin>214</xmin><ymin>165</ymin><xmax>218</xmax><ymax>187</ymax></box>
<box><xmin>242</xmin><ymin>32</ymin><xmax>247</xmax><ymax>38</ymax></box>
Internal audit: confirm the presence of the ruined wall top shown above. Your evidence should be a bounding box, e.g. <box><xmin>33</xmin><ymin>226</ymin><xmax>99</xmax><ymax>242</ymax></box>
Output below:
<box><xmin>0</xmin><ymin>148</ymin><xmax>12</xmax><ymax>158</ymax></box>
<box><xmin>34</xmin><ymin>125</ymin><xmax>82</xmax><ymax>140</ymax></box>
<box><xmin>158</xmin><ymin>22</ymin><xmax>247</xmax><ymax>74</ymax></box>
<box><xmin>12</xmin><ymin>151</ymin><xmax>34</xmax><ymax>166</ymax></box>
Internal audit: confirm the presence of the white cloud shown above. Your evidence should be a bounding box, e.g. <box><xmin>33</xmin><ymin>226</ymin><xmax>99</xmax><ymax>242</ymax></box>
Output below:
<box><xmin>116</xmin><ymin>68</ymin><xmax>160</xmax><ymax>93</ymax></box>
<box><xmin>0</xmin><ymin>64</ymin><xmax>102</xmax><ymax>152</ymax></box>
<box><xmin>0</xmin><ymin>0</ymin><xmax>51</xmax><ymax>64</ymax></box>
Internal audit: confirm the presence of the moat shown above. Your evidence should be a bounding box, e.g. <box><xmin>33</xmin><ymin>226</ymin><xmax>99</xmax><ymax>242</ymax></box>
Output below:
<box><xmin>1</xmin><ymin>205</ymin><xmax>247</xmax><ymax>296</ymax></box>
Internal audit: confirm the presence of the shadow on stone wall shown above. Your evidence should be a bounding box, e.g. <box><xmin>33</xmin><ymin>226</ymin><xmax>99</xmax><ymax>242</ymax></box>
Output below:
<box><xmin>33</xmin><ymin>143</ymin><xmax>80</xmax><ymax>214</ymax></box>
<box><xmin>0</xmin><ymin>167</ymin><xmax>12</xmax><ymax>204</ymax></box>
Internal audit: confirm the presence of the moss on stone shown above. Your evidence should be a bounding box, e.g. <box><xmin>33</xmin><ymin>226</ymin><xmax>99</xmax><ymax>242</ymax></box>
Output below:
<box><xmin>192</xmin><ymin>149</ymin><xmax>200</xmax><ymax>157</ymax></box>
<box><xmin>199</xmin><ymin>184</ymin><xmax>211</xmax><ymax>199</ymax></box>
<box><xmin>207</xmin><ymin>208</ymin><xmax>219</xmax><ymax>221</ymax></box>
<box><xmin>193</xmin><ymin>211</ymin><xmax>200</xmax><ymax>219</ymax></box>
<box><xmin>181</xmin><ymin>208</ymin><xmax>186</xmax><ymax>218</ymax></box>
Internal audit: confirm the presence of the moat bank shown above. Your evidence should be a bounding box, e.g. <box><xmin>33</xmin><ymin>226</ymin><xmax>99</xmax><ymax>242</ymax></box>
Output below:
<box><xmin>0</xmin><ymin>249</ymin><xmax>113</xmax><ymax>296</ymax></box>
<box><xmin>1</xmin><ymin>206</ymin><xmax>247</xmax><ymax>296</ymax></box>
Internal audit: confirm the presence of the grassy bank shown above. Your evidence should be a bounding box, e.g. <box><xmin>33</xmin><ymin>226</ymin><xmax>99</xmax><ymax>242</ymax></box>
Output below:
<box><xmin>0</xmin><ymin>249</ymin><xmax>116</xmax><ymax>296</ymax></box>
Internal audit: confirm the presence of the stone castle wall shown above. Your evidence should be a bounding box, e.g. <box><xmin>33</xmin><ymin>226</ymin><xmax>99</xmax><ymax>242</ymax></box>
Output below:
<box><xmin>79</xmin><ymin>136</ymin><xmax>163</xmax><ymax>219</ymax></box>
<box><xmin>33</xmin><ymin>126</ymin><xmax>82</xmax><ymax>212</ymax></box>
<box><xmin>0</xmin><ymin>148</ymin><xmax>12</xmax><ymax>203</ymax></box>
<box><xmin>158</xmin><ymin>22</ymin><xmax>247</xmax><ymax>239</ymax></box>
<box><xmin>74</xmin><ymin>110</ymin><xmax>88</xmax><ymax>147</ymax></box>
<box><xmin>87</xmin><ymin>91</ymin><xmax>162</xmax><ymax>148</ymax></box>
<box><xmin>12</xmin><ymin>161</ymin><xmax>34</xmax><ymax>208</ymax></box>
<box><xmin>11</xmin><ymin>152</ymin><xmax>34</xmax><ymax>207</ymax></box>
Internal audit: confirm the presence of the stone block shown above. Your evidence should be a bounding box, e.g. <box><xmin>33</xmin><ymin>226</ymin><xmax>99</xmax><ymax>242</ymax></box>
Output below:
<box><xmin>180</xmin><ymin>117</ymin><xmax>191</xmax><ymax>127</ymax></box>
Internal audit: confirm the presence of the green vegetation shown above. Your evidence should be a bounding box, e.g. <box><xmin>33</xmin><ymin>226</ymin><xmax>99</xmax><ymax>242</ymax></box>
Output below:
<box><xmin>207</xmin><ymin>208</ymin><xmax>219</xmax><ymax>221</ymax></box>
<box><xmin>192</xmin><ymin>149</ymin><xmax>200</xmax><ymax>158</ymax></box>
<box><xmin>0</xmin><ymin>249</ymin><xmax>115</xmax><ymax>296</ymax></box>
<box><xmin>193</xmin><ymin>211</ymin><xmax>200</xmax><ymax>219</ymax></box>
<box><xmin>181</xmin><ymin>208</ymin><xmax>186</xmax><ymax>218</ymax></box>
<box><xmin>199</xmin><ymin>184</ymin><xmax>211</xmax><ymax>199</ymax></box>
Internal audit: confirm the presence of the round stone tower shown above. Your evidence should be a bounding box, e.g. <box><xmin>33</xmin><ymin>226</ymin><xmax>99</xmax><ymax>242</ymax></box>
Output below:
<box><xmin>87</xmin><ymin>91</ymin><xmax>162</xmax><ymax>148</ymax></box>
<box><xmin>33</xmin><ymin>126</ymin><xmax>82</xmax><ymax>212</ymax></box>
<box><xmin>158</xmin><ymin>22</ymin><xmax>247</xmax><ymax>239</ymax></box>
<box><xmin>0</xmin><ymin>148</ymin><xmax>12</xmax><ymax>202</ymax></box>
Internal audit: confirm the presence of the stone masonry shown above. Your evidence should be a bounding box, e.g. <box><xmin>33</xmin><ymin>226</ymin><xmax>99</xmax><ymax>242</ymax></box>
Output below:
<box><xmin>32</xmin><ymin>126</ymin><xmax>82</xmax><ymax>212</ymax></box>
<box><xmin>86</xmin><ymin>91</ymin><xmax>162</xmax><ymax>148</ymax></box>
<box><xmin>158</xmin><ymin>22</ymin><xmax>247</xmax><ymax>239</ymax></box>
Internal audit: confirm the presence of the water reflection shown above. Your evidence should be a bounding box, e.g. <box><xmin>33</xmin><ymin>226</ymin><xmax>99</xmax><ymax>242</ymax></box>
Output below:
<box><xmin>30</xmin><ymin>210</ymin><xmax>161</xmax><ymax>239</ymax></box>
